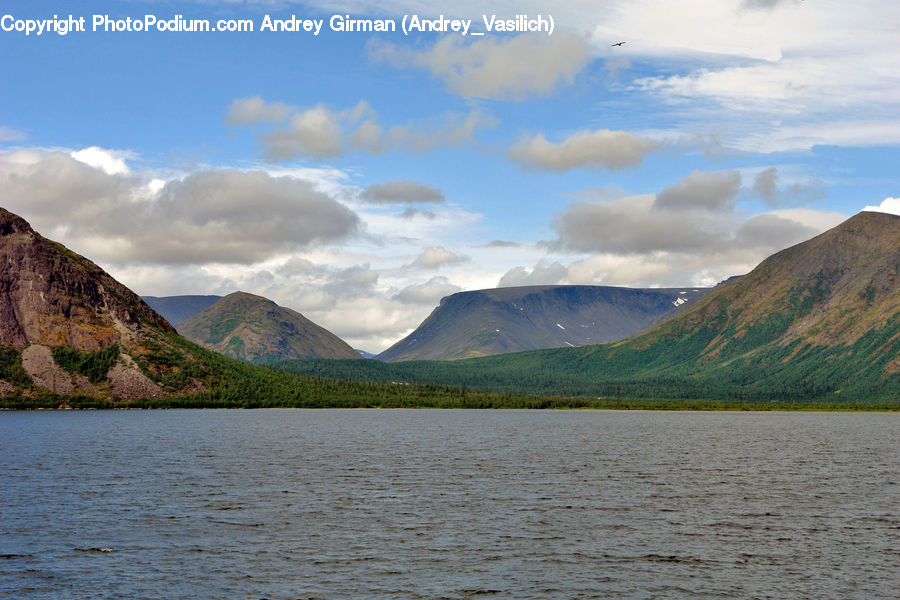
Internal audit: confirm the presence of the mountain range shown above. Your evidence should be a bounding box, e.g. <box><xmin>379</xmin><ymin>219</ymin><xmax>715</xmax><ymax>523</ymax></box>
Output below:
<box><xmin>378</xmin><ymin>285</ymin><xmax>709</xmax><ymax>362</ymax></box>
<box><xmin>2</xmin><ymin>205</ymin><xmax>897</xmax><ymax>406</ymax></box>
<box><xmin>271</xmin><ymin>211</ymin><xmax>900</xmax><ymax>404</ymax></box>
<box><xmin>0</xmin><ymin>207</ymin><xmax>488</xmax><ymax>407</ymax></box>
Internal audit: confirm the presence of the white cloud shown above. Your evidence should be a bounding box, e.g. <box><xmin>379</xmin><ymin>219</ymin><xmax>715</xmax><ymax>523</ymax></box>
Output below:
<box><xmin>551</xmin><ymin>170</ymin><xmax>847</xmax><ymax>285</ymax></box>
<box><xmin>369</xmin><ymin>31</ymin><xmax>592</xmax><ymax>101</ymax></box>
<box><xmin>863</xmin><ymin>197</ymin><xmax>900</xmax><ymax>216</ymax></box>
<box><xmin>241</xmin><ymin>97</ymin><xmax>495</xmax><ymax>160</ymax></box>
<box><xmin>0</xmin><ymin>150</ymin><xmax>359</xmax><ymax>265</ymax></box>
<box><xmin>498</xmin><ymin>259</ymin><xmax>568</xmax><ymax>287</ymax></box>
<box><xmin>410</xmin><ymin>246</ymin><xmax>465</xmax><ymax>269</ymax></box>
<box><xmin>261</xmin><ymin>104</ymin><xmax>344</xmax><ymax>160</ymax></box>
<box><xmin>751</xmin><ymin>167</ymin><xmax>825</xmax><ymax>207</ymax></box>
<box><xmin>620</xmin><ymin>1</ymin><xmax>900</xmax><ymax>151</ymax></box>
<box><xmin>70</xmin><ymin>146</ymin><xmax>132</xmax><ymax>176</ymax></box>
<box><xmin>226</xmin><ymin>96</ymin><xmax>291</xmax><ymax>125</ymax></box>
<box><xmin>508</xmin><ymin>130</ymin><xmax>657</xmax><ymax>172</ymax></box>
<box><xmin>654</xmin><ymin>169</ymin><xmax>741</xmax><ymax>212</ymax></box>
<box><xmin>394</xmin><ymin>276</ymin><xmax>461</xmax><ymax>304</ymax></box>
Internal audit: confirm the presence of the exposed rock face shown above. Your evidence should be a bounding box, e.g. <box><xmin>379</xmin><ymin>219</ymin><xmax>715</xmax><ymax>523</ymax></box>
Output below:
<box><xmin>107</xmin><ymin>353</ymin><xmax>163</xmax><ymax>399</ymax></box>
<box><xmin>21</xmin><ymin>344</ymin><xmax>76</xmax><ymax>394</ymax></box>
<box><xmin>178</xmin><ymin>291</ymin><xmax>361</xmax><ymax>362</ymax></box>
<box><xmin>20</xmin><ymin>344</ymin><xmax>98</xmax><ymax>396</ymax></box>
<box><xmin>0</xmin><ymin>208</ymin><xmax>174</xmax><ymax>352</ymax></box>
<box><xmin>0</xmin><ymin>379</ymin><xmax>16</xmax><ymax>397</ymax></box>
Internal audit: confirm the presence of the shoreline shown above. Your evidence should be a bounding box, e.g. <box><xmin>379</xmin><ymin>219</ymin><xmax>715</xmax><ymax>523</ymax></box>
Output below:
<box><xmin>2</xmin><ymin>399</ymin><xmax>897</xmax><ymax>412</ymax></box>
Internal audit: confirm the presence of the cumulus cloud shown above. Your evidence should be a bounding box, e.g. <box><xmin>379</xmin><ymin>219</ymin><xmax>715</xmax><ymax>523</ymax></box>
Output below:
<box><xmin>508</xmin><ymin>129</ymin><xmax>657</xmax><ymax>172</ymax></box>
<box><xmin>410</xmin><ymin>246</ymin><xmax>466</xmax><ymax>269</ymax></box>
<box><xmin>751</xmin><ymin>167</ymin><xmax>825</xmax><ymax>207</ymax></box>
<box><xmin>0</xmin><ymin>150</ymin><xmax>360</xmax><ymax>265</ymax></box>
<box><xmin>70</xmin><ymin>146</ymin><xmax>132</xmax><ymax>176</ymax></box>
<box><xmin>360</xmin><ymin>180</ymin><xmax>445</xmax><ymax>204</ymax></box>
<box><xmin>863</xmin><ymin>197</ymin><xmax>900</xmax><ymax>215</ymax></box>
<box><xmin>654</xmin><ymin>169</ymin><xmax>741</xmax><ymax>212</ymax></box>
<box><xmin>231</xmin><ymin>261</ymin><xmax>459</xmax><ymax>351</ymax></box>
<box><xmin>753</xmin><ymin>167</ymin><xmax>779</xmax><ymax>203</ymax></box>
<box><xmin>734</xmin><ymin>212</ymin><xmax>819</xmax><ymax>248</ymax></box>
<box><xmin>226</xmin><ymin>96</ymin><xmax>291</xmax><ymax>125</ymax></box>
<box><xmin>394</xmin><ymin>276</ymin><xmax>461</xmax><ymax>304</ymax></box>
<box><xmin>241</xmin><ymin>97</ymin><xmax>495</xmax><ymax>160</ymax></box>
<box><xmin>551</xmin><ymin>170</ymin><xmax>847</xmax><ymax>285</ymax></box>
<box><xmin>261</xmin><ymin>104</ymin><xmax>344</xmax><ymax>160</ymax></box>
<box><xmin>322</xmin><ymin>264</ymin><xmax>379</xmax><ymax>297</ymax></box>
<box><xmin>554</xmin><ymin>194</ymin><xmax>732</xmax><ymax>255</ymax></box>
<box><xmin>498</xmin><ymin>259</ymin><xmax>568</xmax><ymax>287</ymax></box>
<box><xmin>369</xmin><ymin>31</ymin><xmax>592</xmax><ymax>101</ymax></box>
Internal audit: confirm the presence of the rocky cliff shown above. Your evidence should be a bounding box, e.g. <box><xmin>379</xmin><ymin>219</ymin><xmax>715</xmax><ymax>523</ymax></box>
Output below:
<box><xmin>0</xmin><ymin>208</ymin><xmax>174</xmax><ymax>352</ymax></box>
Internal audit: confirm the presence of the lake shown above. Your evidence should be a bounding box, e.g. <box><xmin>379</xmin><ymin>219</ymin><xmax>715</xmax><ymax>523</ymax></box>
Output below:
<box><xmin>1</xmin><ymin>409</ymin><xmax>897</xmax><ymax>599</ymax></box>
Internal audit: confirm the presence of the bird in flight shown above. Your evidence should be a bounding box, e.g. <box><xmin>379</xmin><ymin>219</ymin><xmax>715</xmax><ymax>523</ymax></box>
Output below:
<box><xmin>611</xmin><ymin>41</ymin><xmax>626</xmax><ymax>47</ymax></box>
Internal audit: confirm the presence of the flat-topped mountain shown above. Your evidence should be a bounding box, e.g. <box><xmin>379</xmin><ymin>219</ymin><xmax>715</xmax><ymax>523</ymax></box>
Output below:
<box><xmin>177</xmin><ymin>291</ymin><xmax>360</xmax><ymax>362</ymax></box>
<box><xmin>276</xmin><ymin>211</ymin><xmax>900</xmax><ymax>403</ymax></box>
<box><xmin>377</xmin><ymin>285</ymin><xmax>709</xmax><ymax>362</ymax></box>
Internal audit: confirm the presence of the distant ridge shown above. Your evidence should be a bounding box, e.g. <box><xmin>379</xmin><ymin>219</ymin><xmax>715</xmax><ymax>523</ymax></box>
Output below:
<box><xmin>178</xmin><ymin>291</ymin><xmax>361</xmax><ymax>362</ymax></box>
<box><xmin>272</xmin><ymin>212</ymin><xmax>900</xmax><ymax>403</ymax></box>
<box><xmin>142</xmin><ymin>295</ymin><xmax>222</xmax><ymax>327</ymax></box>
<box><xmin>378</xmin><ymin>285</ymin><xmax>709</xmax><ymax>362</ymax></box>
<box><xmin>0</xmin><ymin>207</ymin><xmax>557</xmax><ymax>409</ymax></box>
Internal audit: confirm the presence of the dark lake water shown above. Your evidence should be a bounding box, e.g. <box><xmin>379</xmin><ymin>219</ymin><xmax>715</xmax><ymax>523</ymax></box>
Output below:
<box><xmin>1</xmin><ymin>409</ymin><xmax>897</xmax><ymax>599</ymax></box>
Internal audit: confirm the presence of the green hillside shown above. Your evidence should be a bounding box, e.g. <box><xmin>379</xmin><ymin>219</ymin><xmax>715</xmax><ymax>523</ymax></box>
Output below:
<box><xmin>269</xmin><ymin>212</ymin><xmax>900</xmax><ymax>405</ymax></box>
<box><xmin>178</xmin><ymin>291</ymin><xmax>361</xmax><ymax>362</ymax></box>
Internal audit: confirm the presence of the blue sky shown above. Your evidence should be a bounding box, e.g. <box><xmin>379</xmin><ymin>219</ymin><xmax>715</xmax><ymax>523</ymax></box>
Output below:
<box><xmin>1</xmin><ymin>0</ymin><xmax>898</xmax><ymax>351</ymax></box>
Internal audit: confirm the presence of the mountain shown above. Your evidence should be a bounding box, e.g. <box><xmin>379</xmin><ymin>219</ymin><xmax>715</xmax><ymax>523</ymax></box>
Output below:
<box><xmin>0</xmin><ymin>207</ymin><xmax>178</xmax><ymax>399</ymax></box>
<box><xmin>0</xmin><ymin>209</ymin><xmax>175</xmax><ymax>351</ymax></box>
<box><xmin>142</xmin><ymin>295</ymin><xmax>222</xmax><ymax>327</ymax></box>
<box><xmin>377</xmin><ymin>285</ymin><xmax>709</xmax><ymax>362</ymax></box>
<box><xmin>0</xmin><ymin>207</ymin><xmax>528</xmax><ymax>409</ymax></box>
<box><xmin>177</xmin><ymin>291</ymin><xmax>361</xmax><ymax>362</ymax></box>
<box><xmin>271</xmin><ymin>212</ymin><xmax>900</xmax><ymax>404</ymax></box>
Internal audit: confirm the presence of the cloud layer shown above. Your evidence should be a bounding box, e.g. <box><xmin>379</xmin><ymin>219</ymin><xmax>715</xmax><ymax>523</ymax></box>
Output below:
<box><xmin>369</xmin><ymin>31</ymin><xmax>592</xmax><ymax>101</ymax></box>
<box><xmin>226</xmin><ymin>96</ymin><xmax>496</xmax><ymax>161</ymax></box>
<box><xmin>360</xmin><ymin>180</ymin><xmax>445</xmax><ymax>204</ymax></box>
<box><xmin>508</xmin><ymin>130</ymin><xmax>657</xmax><ymax>172</ymax></box>
<box><xmin>0</xmin><ymin>150</ymin><xmax>359</xmax><ymax>264</ymax></box>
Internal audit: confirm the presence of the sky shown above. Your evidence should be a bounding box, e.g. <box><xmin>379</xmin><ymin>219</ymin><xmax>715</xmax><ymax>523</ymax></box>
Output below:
<box><xmin>1</xmin><ymin>0</ymin><xmax>898</xmax><ymax>352</ymax></box>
